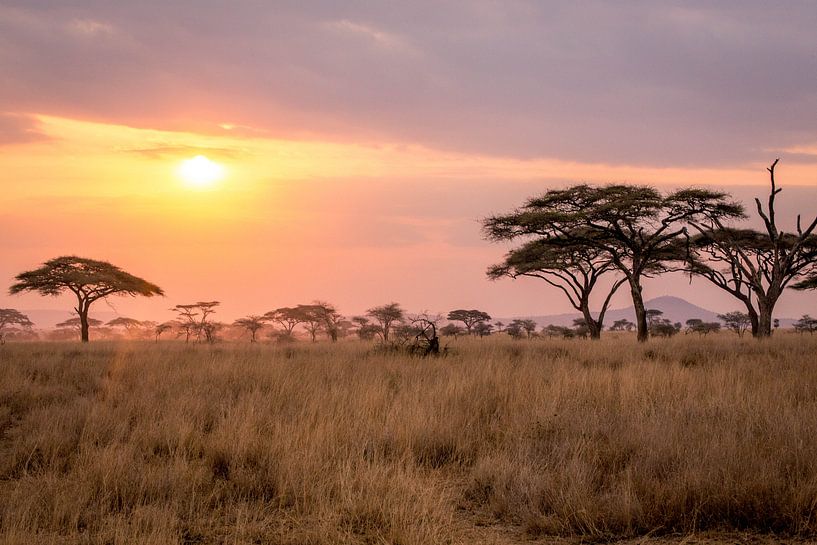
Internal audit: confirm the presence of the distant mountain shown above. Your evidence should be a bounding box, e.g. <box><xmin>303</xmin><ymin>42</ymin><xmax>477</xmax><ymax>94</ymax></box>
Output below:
<box><xmin>18</xmin><ymin>309</ymin><xmax>120</xmax><ymax>329</ymax></box>
<box><xmin>511</xmin><ymin>295</ymin><xmax>797</xmax><ymax>329</ymax></box>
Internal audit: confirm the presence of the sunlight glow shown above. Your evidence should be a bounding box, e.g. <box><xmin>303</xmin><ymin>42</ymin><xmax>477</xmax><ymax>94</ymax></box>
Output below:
<box><xmin>178</xmin><ymin>155</ymin><xmax>225</xmax><ymax>189</ymax></box>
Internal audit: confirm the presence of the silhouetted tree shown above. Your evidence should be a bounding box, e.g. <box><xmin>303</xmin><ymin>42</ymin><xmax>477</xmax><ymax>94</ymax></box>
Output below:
<box><xmin>56</xmin><ymin>316</ymin><xmax>103</xmax><ymax>332</ymax></box>
<box><xmin>9</xmin><ymin>256</ymin><xmax>163</xmax><ymax>342</ymax></box>
<box><xmin>793</xmin><ymin>315</ymin><xmax>817</xmax><ymax>334</ymax></box>
<box><xmin>366</xmin><ymin>302</ymin><xmax>404</xmax><ymax>342</ymax></box>
<box><xmin>351</xmin><ymin>316</ymin><xmax>380</xmax><ymax>341</ymax></box>
<box><xmin>718</xmin><ymin>311</ymin><xmax>752</xmax><ymax>337</ymax></box>
<box><xmin>485</xmin><ymin>185</ymin><xmax>741</xmax><ymax>341</ymax></box>
<box><xmin>473</xmin><ymin>321</ymin><xmax>494</xmax><ymax>337</ymax></box>
<box><xmin>609</xmin><ymin>319</ymin><xmax>635</xmax><ymax>332</ymax></box>
<box><xmin>440</xmin><ymin>323</ymin><xmax>465</xmax><ymax>338</ymax></box>
<box><xmin>234</xmin><ymin>315</ymin><xmax>265</xmax><ymax>342</ymax></box>
<box><xmin>685</xmin><ymin>160</ymin><xmax>817</xmax><ymax>338</ymax></box>
<box><xmin>506</xmin><ymin>318</ymin><xmax>536</xmax><ymax>339</ymax></box>
<box><xmin>542</xmin><ymin>324</ymin><xmax>575</xmax><ymax>338</ymax></box>
<box><xmin>487</xmin><ymin>232</ymin><xmax>625</xmax><ymax>339</ymax></box>
<box><xmin>107</xmin><ymin>317</ymin><xmax>145</xmax><ymax>338</ymax></box>
<box><xmin>173</xmin><ymin>301</ymin><xmax>220</xmax><ymax>343</ymax></box>
<box><xmin>446</xmin><ymin>309</ymin><xmax>491</xmax><ymax>335</ymax></box>
<box><xmin>0</xmin><ymin>309</ymin><xmax>33</xmax><ymax>345</ymax></box>
<box><xmin>311</xmin><ymin>301</ymin><xmax>344</xmax><ymax>342</ymax></box>
<box><xmin>296</xmin><ymin>304</ymin><xmax>325</xmax><ymax>342</ymax></box>
<box><xmin>264</xmin><ymin>307</ymin><xmax>305</xmax><ymax>339</ymax></box>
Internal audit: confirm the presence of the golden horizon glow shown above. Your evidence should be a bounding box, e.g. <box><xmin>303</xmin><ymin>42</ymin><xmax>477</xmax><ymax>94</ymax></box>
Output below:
<box><xmin>178</xmin><ymin>155</ymin><xmax>225</xmax><ymax>189</ymax></box>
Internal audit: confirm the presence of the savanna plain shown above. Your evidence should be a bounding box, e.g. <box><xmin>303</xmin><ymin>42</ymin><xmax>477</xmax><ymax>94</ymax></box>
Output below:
<box><xmin>2</xmin><ymin>335</ymin><xmax>817</xmax><ymax>545</ymax></box>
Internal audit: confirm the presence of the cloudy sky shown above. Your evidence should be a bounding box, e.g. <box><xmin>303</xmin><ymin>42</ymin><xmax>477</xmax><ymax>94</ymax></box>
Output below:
<box><xmin>1</xmin><ymin>1</ymin><xmax>817</xmax><ymax>323</ymax></box>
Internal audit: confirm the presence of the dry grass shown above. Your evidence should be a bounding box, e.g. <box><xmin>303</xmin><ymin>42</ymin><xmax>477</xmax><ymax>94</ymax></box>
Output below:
<box><xmin>1</xmin><ymin>334</ymin><xmax>817</xmax><ymax>544</ymax></box>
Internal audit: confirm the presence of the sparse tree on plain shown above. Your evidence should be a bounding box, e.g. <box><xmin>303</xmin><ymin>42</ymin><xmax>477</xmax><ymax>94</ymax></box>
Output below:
<box><xmin>0</xmin><ymin>308</ymin><xmax>33</xmax><ymax>345</ymax></box>
<box><xmin>56</xmin><ymin>316</ymin><xmax>103</xmax><ymax>332</ymax></box>
<box><xmin>609</xmin><ymin>319</ymin><xmax>635</xmax><ymax>332</ymax></box>
<box><xmin>473</xmin><ymin>321</ymin><xmax>493</xmax><ymax>337</ymax></box>
<box><xmin>311</xmin><ymin>301</ymin><xmax>344</xmax><ymax>342</ymax></box>
<box><xmin>9</xmin><ymin>256</ymin><xmax>163</xmax><ymax>342</ymax></box>
<box><xmin>793</xmin><ymin>315</ymin><xmax>817</xmax><ymax>334</ymax></box>
<box><xmin>366</xmin><ymin>303</ymin><xmax>404</xmax><ymax>342</ymax></box>
<box><xmin>446</xmin><ymin>309</ymin><xmax>492</xmax><ymax>336</ymax></box>
<box><xmin>107</xmin><ymin>317</ymin><xmax>146</xmax><ymax>338</ymax></box>
<box><xmin>233</xmin><ymin>315</ymin><xmax>265</xmax><ymax>342</ymax></box>
<box><xmin>264</xmin><ymin>307</ymin><xmax>306</xmax><ymax>339</ymax></box>
<box><xmin>297</xmin><ymin>304</ymin><xmax>325</xmax><ymax>342</ymax></box>
<box><xmin>440</xmin><ymin>323</ymin><xmax>465</xmax><ymax>338</ymax></box>
<box><xmin>685</xmin><ymin>160</ymin><xmax>817</xmax><ymax>338</ymax></box>
<box><xmin>718</xmin><ymin>311</ymin><xmax>752</xmax><ymax>337</ymax></box>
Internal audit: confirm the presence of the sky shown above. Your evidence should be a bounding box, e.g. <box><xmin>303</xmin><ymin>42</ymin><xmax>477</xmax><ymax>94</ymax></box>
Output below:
<box><xmin>1</xmin><ymin>1</ymin><xmax>817</xmax><ymax>324</ymax></box>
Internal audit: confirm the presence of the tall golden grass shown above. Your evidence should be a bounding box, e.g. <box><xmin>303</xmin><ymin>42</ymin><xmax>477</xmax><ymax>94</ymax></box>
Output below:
<box><xmin>1</xmin><ymin>334</ymin><xmax>816</xmax><ymax>544</ymax></box>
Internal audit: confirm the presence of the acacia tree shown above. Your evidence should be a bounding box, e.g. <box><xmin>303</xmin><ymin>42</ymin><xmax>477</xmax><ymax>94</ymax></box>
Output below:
<box><xmin>366</xmin><ymin>302</ymin><xmax>404</xmax><ymax>342</ymax></box>
<box><xmin>487</xmin><ymin>233</ymin><xmax>625</xmax><ymax>339</ymax></box>
<box><xmin>310</xmin><ymin>301</ymin><xmax>344</xmax><ymax>342</ymax></box>
<box><xmin>56</xmin><ymin>317</ymin><xmax>103</xmax><ymax>332</ymax></box>
<box><xmin>9</xmin><ymin>257</ymin><xmax>163</xmax><ymax>342</ymax></box>
<box><xmin>0</xmin><ymin>309</ymin><xmax>33</xmax><ymax>344</ymax></box>
<box><xmin>296</xmin><ymin>304</ymin><xmax>326</xmax><ymax>342</ymax></box>
<box><xmin>685</xmin><ymin>160</ymin><xmax>817</xmax><ymax>337</ymax></box>
<box><xmin>718</xmin><ymin>311</ymin><xmax>752</xmax><ymax>337</ymax></box>
<box><xmin>173</xmin><ymin>301</ymin><xmax>220</xmax><ymax>343</ymax></box>
<box><xmin>264</xmin><ymin>307</ymin><xmax>306</xmax><ymax>339</ymax></box>
<box><xmin>484</xmin><ymin>185</ymin><xmax>741</xmax><ymax>341</ymax></box>
<box><xmin>446</xmin><ymin>309</ymin><xmax>492</xmax><ymax>336</ymax></box>
<box><xmin>107</xmin><ymin>317</ymin><xmax>145</xmax><ymax>338</ymax></box>
<box><xmin>233</xmin><ymin>315</ymin><xmax>265</xmax><ymax>342</ymax></box>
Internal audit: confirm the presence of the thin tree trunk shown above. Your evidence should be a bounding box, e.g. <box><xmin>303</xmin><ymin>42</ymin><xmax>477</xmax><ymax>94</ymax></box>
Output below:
<box><xmin>79</xmin><ymin>309</ymin><xmax>90</xmax><ymax>343</ymax></box>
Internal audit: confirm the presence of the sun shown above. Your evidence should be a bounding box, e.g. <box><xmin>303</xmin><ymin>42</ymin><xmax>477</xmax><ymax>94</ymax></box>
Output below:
<box><xmin>178</xmin><ymin>155</ymin><xmax>225</xmax><ymax>189</ymax></box>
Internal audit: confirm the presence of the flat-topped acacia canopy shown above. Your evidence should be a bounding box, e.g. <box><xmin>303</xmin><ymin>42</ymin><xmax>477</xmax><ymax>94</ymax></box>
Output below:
<box><xmin>9</xmin><ymin>256</ymin><xmax>164</xmax><ymax>342</ymax></box>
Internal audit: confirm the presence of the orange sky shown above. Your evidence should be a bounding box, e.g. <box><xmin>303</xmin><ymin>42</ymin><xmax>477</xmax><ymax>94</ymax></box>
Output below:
<box><xmin>2</xmin><ymin>2</ymin><xmax>817</xmax><ymax>324</ymax></box>
<box><xmin>2</xmin><ymin>114</ymin><xmax>816</xmax><ymax>323</ymax></box>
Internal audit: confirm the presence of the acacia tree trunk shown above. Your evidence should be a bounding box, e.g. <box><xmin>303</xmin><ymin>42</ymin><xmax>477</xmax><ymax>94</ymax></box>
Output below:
<box><xmin>79</xmin><ymin>310</ymin><xmax>90</xmax><ymax>343</ymax></box>
<box><xmin>756</xmin><ymin>297</ymin><xmax>774</xmax><ymax>338</ymax></box>
<box><xmin>580</xmin><ymin>306</ymin><xmax>602</xmax><ymax>339</ymax></box>
<box><xmin>629</xmin><ymin>279</ymin><xmax>649</xmax><ymax>342</ymax></box>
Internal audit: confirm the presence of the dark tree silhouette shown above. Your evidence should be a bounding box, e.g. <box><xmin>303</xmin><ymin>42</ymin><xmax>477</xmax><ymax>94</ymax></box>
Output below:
<box><xmin>107</xmin><ymin>317</ymin><xmax>145</xmax><ymax>338</ymax></box>
<box><xmin>484</xmin><ymin>185</ymin><xmax>741</xmax><ymax>341</ymax></box>
<box><xmin>473</xmin><ymin>321</ymin><xmax>493</xmax><ymax>337</ymax></box>
<box><xmin>0</xmin><ymin>309</ymin><xmax>33</xmax><ymax>344</ymax></box>
<box><xmin>9</xmin><ymin>257</ymin><xmax>163</xmax><ymax>342</ymax></box>
<box><xmin>173</xmin><ymin>301</ymin><xmax>220</xmax><ymax>343</ymax></box>
<box><xmin>296</xmin><ymin>304</ymin><xmax>325</xmax><ymax>342</ymax></box>
<box><xmin>718</xmin><ymin>311</ymin><xmax>752</xmax><ymax>337</ymax></box>
<box><xmin>440</xmin><ymin>323</ymin><xmax>465</xmax><ymax>338</ymax></box>
<box><xmin>233</xmin><ymin>315</ymin><xmax>265</xmax><ymax>342</ymax></box>
<box><xmin>685</xmin><ymin>160</ymin><xmax>817</xmax><ymax>338</ymax></box>
<box><xmin>793</xmin><ymin>315</ymin><xmax>817</xmax><ymax>334</ymax></box>
<box><xmin>56</xmin><ymin>316</ymin><xmax>103</xmax><ymax>332</ymax></box>
<box><xmin>446</xmin><ymin>309</ymin><xmax>491</xmax><ymax>335</ymax></box>
<box><xmin>311</xmin><ymin>301</ymin><xmax>344</xmax><ymax>342</ymax></box>
<box><xmin>487</xmin><ymin>232</ymin><xmax>624</xmax><ymax>339</ymax></box>
<box><xmin>609</xmin><ymin>319</ymin><xmax>635</xmax><ymax>332</ymax></box>
<box><xmin>264</xmin><ymin>307</ymin><xmax>306</xmax><ymax>339</ymax></box>
<box><xmin>352</xmin><ymin>316</ymin><xmax>380</xmax><ymax>340</ymax></box>
<box><xmin>366</xmin><ymin>303</ymin><xmax>404</xmax><ymax>342</ymax></box>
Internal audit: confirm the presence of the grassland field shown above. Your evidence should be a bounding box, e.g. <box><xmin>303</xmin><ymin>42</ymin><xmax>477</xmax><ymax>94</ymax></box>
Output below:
<box><xmin>2</xmin><ymin>334</ymin><xmax>817</xmax><ymax>544</ymax></box>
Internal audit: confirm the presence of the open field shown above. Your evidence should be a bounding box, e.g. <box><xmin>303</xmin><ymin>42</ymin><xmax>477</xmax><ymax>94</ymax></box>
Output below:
<box><xmin>1</xmin><ymin>335</ymin><xmax>817</xmax><ymax>544</ymax></box>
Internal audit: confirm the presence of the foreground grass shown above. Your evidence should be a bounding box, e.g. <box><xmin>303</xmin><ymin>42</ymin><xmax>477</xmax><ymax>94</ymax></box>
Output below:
<box><xmin>1</xmin><ymin>335</ymin><xmax>816</xmax><ymax>544</ymax></box>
